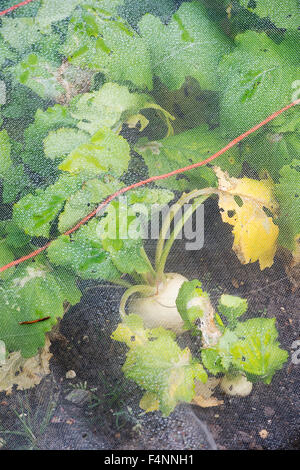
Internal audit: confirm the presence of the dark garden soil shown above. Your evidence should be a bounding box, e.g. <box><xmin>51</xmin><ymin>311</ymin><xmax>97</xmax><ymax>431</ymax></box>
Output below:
<box><xmin>0</xmin><ymin>199</ymin><xmax>299</xmax><ymax>450</ymax></box>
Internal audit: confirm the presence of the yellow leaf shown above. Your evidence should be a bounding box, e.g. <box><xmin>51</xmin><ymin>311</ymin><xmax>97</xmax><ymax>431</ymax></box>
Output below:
<box><xmin>111</xmin><ymin>315</ymin><xmax>149</xmax><ymax>348</ymax></box>
<box><xmin>192</xmin><ymin>378</ymin><xmax>223</xmax><ymax>408</ymax></box>
<box><xmin>126</xmin><ymin>113</ymin><xmax>149</xmax><ymax>132</ymax></box>
<box><xmin>215</xmin><ymin>167</ymin><xmax>279</xmax><ymax>270</ymax></box>
<box><xmin>139</xmin><ymin>391</ymin><xmax>160</xmax><ymax>412</ymax></box>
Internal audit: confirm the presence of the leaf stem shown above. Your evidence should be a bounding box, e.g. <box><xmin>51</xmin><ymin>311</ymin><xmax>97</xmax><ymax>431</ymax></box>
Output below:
<box><xmin>111</xmin><ymin>278</ymin><xmax>133</xmax><ymax>288</ymax></box>
<box><xmin>155</xmin><ymin>189</ymin><xmax>216</xmax><ymax>279</ymax></box>
<box><xmin>156</xmin><ymin>193</ymin><xmax>212</xmax><ymax>280</ymax></box>
<box><xmin>139</xmin><ymin>246</ymin><xmax>156</xmax><ymax>284</ymax></box>
<box><xmin>119</xmin><ymin>284</ymin><xmax>156</xmax><ymax>319</ymax></box>
<box><xmin>155</xmin><ymin>189</ymin><xmax>216</xmax><ymax>269</ymax></box>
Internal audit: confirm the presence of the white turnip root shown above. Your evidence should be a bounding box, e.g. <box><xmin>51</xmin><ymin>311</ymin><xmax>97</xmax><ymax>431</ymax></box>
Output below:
<box><xmin>129</xmin><ymin>273</ymin><xmax>188</xmax><ymax>333</ymax></box>
<box><xmin>220</xmin><ymin>373</ymin><xmax>253</xmax><ymax>397</ymax></box>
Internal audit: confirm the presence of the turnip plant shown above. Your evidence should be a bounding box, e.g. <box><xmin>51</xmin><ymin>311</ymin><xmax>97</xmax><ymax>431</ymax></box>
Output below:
<box><xmin>0</xmin><ymin>0</ymin><xmax>298</xmax><ymax>414</ymax></box>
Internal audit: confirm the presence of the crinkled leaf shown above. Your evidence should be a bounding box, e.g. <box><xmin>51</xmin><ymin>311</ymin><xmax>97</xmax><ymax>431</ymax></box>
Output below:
<box><xmin>139</xmin><ymin>1</ymin><xmax>232</xmax><ymax>91</ymax></box>
<box><xmin>63</xmin><ymin>5</ymin><xmax>152</xmax><ymax>89</ymax></box>
<box><xmin>97</xmin><ymin>187</ymin><xmax>174</xmax><ymax>274</ymax></box>
<box><xmin>13</xmin><ymin>174</ymin><xmax>83</xmax><ymax>237</ymax></box>
<box><xmin>23</xmin><ymin>104</ymin><xmax>76</xmax><ymax>176</ymax></box>
<box><xmin>201</xmin><ymin>348</ymin><xmax>226</xmax><ymax>375</ymax></box>
<box><xmin>204</xmin><ymin>318</ymin><xmax>288</xmax><ymax>383</ymax></box>
<box><xmin>136</xmin><ymin>125</ymin><xmax>241</xmax><ymax>192</ymax></box>
<box><xmin>0</xmin><ymin>265</ymin><xmax>73</xmax><ymax>357</ymax></box>
<box><xmin>104</xmin><ymin>238</ymin><xmax>150</xmax><ymax>274</ymax></box>
<box><xmin>47</xmin><ymin>220</ymin><xmax>121</xmax><ymax>281</ymax></box>
<box><xmin>59</xmin><ymin>128</ymin><xmax>130</xmax><ymax>177</ymax></box>
<box><xmin>69</xmin><ymin>83</ymin><xmax>151</xmax><ymax>135</ymax></box>
<box><xmin>1</xmin><ymin>18</ymin><xmax>42</xmax><ymax>52</ymax></box>
<box><xmin>15</xmin><ymin>54</ymin><xmax>64</xmax><ymax>100</ymax></box>
<box><xmin>218</xmin><ymin>294</ymin><xmax>248</xmax><ymax>329</ymax></box>
<box><xmin>213</xmin><ymin>329</ymin><xmax>239</xmax><ymax>370</ymax></box>
<box><xmin>219</xmin><ymin>31</ymin><xmax>300</xmax><ymax>137</ymax></box>
<box><xmin>97</xmin><ymin>187</ymin><xmax>174</xmax><ymax>241</ymax></box>
<box><xmin>43</xmin><ymin>128</ymin><xmax>90</xmax><ymax>160</ymax></box>
<box><xmin>58</xmin><ymin>178</ymin><xmax>123</xmax><ymax>233</ymax></box>
<box><xmin>113</xmin><ymin>317</ymin><xmax>207</xmax><ymax>416</ymax></box>
<box><xmin>230</xmin><ymin>318</ymin><xmax>289</xmax><ymax>383</ymax></box>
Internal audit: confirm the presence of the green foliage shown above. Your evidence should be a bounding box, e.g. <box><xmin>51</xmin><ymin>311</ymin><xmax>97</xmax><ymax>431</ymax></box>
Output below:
<box><xmin>15</xmin><ymin>54</ymin><xmax>64</xmax><ymax>100</ymax></box>
<box><xmin>47</xmin><ymin>232</ymin><xmax>121</xmax><ymax>281</ymax></box>
<box><xmin>48</xmin><ymin>186</ymin><xmax>174</xmax><ymax>279</ymax></box>
<box><xmin>0</xmin><ymin>0</ymin><xmax>295</xmax><ymax>412</ymax></box>
<box><xmin>58</xmin><ymin>177</ymin><xmax>122</xmax><ymax>232</ymax></box>
<box><xmin>0</xmin><ymin>131</ymin><xmax>32</xmax><ymax>203</ymax></box>
<box><xmin>229</xmin><ymin>318</ymin><xmax>289</xmax><ymax>383</ymax></box>
<box><xmin>22</xmin><ymin>104</ymin><xmax>77</xmax><ymax>177</ymax></box>
<box><xmin>218</xmin><ymin>294</ymin><xmax>248</xmax><ymax>329</ymax></box>
<box><xmin>1</xmin><ymin>164</ymin><xmax>31</xmax><ymax>204</ymax></box>
<box><xmin>68</xmin><ymin>82</ymin><xmax>152</xmax><ymax>134</ymax></box>
<box><xmin>240</xmin><ymin>129</ymin><xmax>300</xmax><ymax>180</ymax></box>
<box><xmin>0</xmin><ymin>241</ymin><xmax>15</xmax><ymax>281</ymax></box>
<box><xmin>136</xmin><ymin>125</ymin><xmax>241</xmax><ymax>191</ymax></box>
<box><xmin>112</xmin><ymin>314</ymin><xmax>207</xmax><ymax>416</ymax></box>
<box><xmin>0</xmin><ymin>37</ymin><xmax>16</xmax><ymax>67</ymax></box>
<box><xmin>139</xmin><ymin>1</ymin><xmax>232</xmax><ymax>91</ymax></box>
<box><xmin>43</xmin><ymin>128</ymin><xmax>90</xmax><ymax>160</ymax></box>
<box><xmin>0</xmin><ymin>129</ymin><xmax>12</xmax><ymax>176</ymax></box>
<box><xmin>176</xmin><ymin>279</ymin><xmax>209</xmax><ymax>331</ymax></box>
<box><xmin>1</xmin><ymin>85</ymin><xmax>44</xmax><ymax>120</ymax></box>
<box><xmin>59</xmin><ymin>128</ymin><xmax>131</xmax><ymax>176</ymax></box>
<box><xmin>202</xmin><ymin>317</ymin><xmax>288</xmax><ymax>384</ymax></box>
<box><xmin>219</xmin><ymin>31</ymin><xmax>300</xmax><ymax>137</ymax></box>
<box><xmin>119</xmin><ymin>0</ymin><xmax>177</xmax><ymax>27</ymax></box>
<box><xmin>13</xmin><ymin>174</ymin><xmax>84</xmax><ymax>237</ymax></box>
<box><xmin>275</xmin><ymin>160</ymin><xmax>300</xmax><ymax>251</ymax></box>
<box><xmin>0</xmin><ymin>262</ymin><xmax>81</xmax><ymax>357</ymax></box>
<box><xmin>63</xmin><ymin>3</ymin><xmax>152</xmax><ymax>89</ymax></box>
<box><xmin>3</xmin><ymin>222</ymin><xmax>31</xmax><ymax>250</ymax></box>
<box><xmin>1</xmin><ymin>18</ymin><xmax>43</xmax><ymax>53</ymax></box>
<box><xmin>239</xmin><ymin>0</ymin><xmax>299</xmax><ymax>29</ymax></box>
<box><xmin>35</xmin><ymin>0</ymin><xmax>85</xmax><ymax>29</ymax></box>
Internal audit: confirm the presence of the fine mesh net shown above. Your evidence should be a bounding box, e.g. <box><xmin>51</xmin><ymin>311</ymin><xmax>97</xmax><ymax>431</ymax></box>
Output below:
<box><xmin>0</xmin><ymin>0</ymin><xmax>299</xmax><ymax>451</ymax></box>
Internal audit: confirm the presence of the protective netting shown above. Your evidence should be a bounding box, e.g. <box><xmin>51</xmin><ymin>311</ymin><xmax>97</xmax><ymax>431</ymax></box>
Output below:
<box><xmin>0</xmin><ymin>0</ymin><xmax>299</xmax><ymax>451</ymax></box>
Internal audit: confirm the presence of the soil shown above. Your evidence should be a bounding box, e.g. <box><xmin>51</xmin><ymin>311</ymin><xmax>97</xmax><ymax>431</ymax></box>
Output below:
<box><xmin>0</xmin><ymin>199</ymin><xmax>299</xmax><ymax>450</ymax></box>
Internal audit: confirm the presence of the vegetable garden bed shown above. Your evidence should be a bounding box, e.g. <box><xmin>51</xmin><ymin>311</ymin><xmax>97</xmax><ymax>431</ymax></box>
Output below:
<box><xmin>0</xmin><ymin>200</ymin><xmax>299</xmax><ymax>450</ymax></box>
<box><xmin>0</xmin><ymin>0</ymin><xmax>299</xmax><ymax>452</ymax></box>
